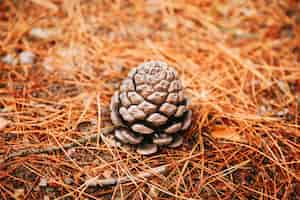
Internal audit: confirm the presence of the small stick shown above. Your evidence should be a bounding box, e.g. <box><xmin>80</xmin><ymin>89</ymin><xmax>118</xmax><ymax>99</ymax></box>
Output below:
<box><xmin>0</xmin><ymin>126</ymin><xmax>114</xmax><ymax>164</ymax></box>
<box><xmin>85</xmin><ymin>165</ymin><xmax>168</xmax><ymax>187</ymax></box>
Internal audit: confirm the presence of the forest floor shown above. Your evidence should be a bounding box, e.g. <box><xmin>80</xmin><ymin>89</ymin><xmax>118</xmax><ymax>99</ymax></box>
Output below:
<box><xmin>0</xmin><ymin>0</ymin><xmax>299</xmax><ymax>199</ymax></box>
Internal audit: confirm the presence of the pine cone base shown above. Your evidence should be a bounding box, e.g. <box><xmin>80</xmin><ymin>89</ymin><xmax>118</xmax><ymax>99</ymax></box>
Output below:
<box><xmin>110</xmin><ymin>61</ymin><xmax>192</xmax><ymax>155</ymax></box>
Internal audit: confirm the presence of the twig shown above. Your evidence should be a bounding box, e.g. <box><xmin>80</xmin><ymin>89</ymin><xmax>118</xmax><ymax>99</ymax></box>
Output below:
<box><xmin>84</xmin><ymin>165</ymin><xmax>168</xmax><ymax>187</ymax></box>
<box><xmin>0</xmin><ymin>126</ymin><xmax>114</xmax><ymax>164</ymax></box>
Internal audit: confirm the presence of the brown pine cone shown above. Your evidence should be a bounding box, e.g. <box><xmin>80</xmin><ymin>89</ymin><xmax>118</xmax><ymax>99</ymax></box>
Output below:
<box><xmin>110</xmin><ymin>61</ymin><xmax>192</xmax><ymax>155</ymax></box>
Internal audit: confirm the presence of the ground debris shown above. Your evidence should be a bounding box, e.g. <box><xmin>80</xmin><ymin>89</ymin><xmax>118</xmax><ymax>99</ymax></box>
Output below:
<box><xmin>0</xmin><ymin>0</ymin><xmax>299</xmax><ymax>199</ymax></box>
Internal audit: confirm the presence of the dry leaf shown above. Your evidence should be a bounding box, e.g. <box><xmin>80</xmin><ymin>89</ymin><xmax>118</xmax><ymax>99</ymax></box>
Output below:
<box><xmin>211</xmin><ymin>126</ymin><xmax>246</xmax><ymax>142</ymax></box>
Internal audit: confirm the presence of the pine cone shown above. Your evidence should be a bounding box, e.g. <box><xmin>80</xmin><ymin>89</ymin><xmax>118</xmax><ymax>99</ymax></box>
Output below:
<box><xmin>110</xmin><ymin>61</ymin><xmax>192</xmax><ymax>155</ymax></box>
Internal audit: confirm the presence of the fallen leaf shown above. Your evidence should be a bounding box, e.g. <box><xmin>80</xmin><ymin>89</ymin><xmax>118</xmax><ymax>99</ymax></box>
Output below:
<box><xmin>211</xmin><ymin>126</ymin><xmax>246</xmax><ymax>143</ymax></box>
